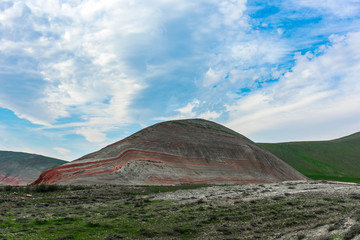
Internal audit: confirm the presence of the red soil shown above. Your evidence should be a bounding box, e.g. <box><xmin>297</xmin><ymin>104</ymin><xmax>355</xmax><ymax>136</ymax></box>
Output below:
<box><xmin>0</xmin><ymin>173</ymin><xmax>28</xmax><ymax>186</ymax></box>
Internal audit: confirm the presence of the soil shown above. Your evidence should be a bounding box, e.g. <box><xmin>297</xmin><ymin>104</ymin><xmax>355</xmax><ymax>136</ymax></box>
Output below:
<box><xmin>1</xmin><ymin>180</ymin><xmax>360</xmax><ymax>239</ymax></box>
<box><xmin>152</xmin><ymin>180</ymin><xmax>360</xmax><ymax>239</ymax></box>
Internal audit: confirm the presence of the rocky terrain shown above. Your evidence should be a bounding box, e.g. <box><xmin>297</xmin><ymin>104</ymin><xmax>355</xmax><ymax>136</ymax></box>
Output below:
<box><xmin>1</xmin><ymin>180</ymin><xmax>360</xmax><ymax>239</ymax></box>
<box><xmin>32</xmin><ymin>119</ymin><xmax>306</xmax><ymax>185</ymax></box>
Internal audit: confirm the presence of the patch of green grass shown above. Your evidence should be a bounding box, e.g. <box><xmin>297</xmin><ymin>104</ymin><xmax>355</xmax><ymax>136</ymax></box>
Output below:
<box><xmin>258</xmin><ymin>132</ymin><xmax>360</xmax><ymax>183</ymax></box>
<box><xmin>306</xmin><ymin>175</ymin><xmax>360</xmax><ymax>183</ymax></box>
<box><xmin>331</xmin><ymin>234</ymin><xmax>344</xmax><ymax>239</ymax></box>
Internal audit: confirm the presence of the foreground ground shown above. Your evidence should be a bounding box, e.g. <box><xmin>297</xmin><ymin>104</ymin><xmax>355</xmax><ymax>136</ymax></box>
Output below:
<box><xmin>1</xmin><ymin>181</ymin><xmax>360</xmax><ymax>239</ymax></box>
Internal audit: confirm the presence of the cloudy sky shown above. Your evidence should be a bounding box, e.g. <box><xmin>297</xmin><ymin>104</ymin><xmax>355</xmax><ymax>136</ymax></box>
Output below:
<box><xmin>1</xmin><ymin>0</ymin><xmax>360</xmax><ymax>160</ymax></box>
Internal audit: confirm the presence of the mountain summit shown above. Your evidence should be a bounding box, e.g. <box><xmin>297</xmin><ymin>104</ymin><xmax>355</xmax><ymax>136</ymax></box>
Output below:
<box><xmin>33</xmin><ymin>119</ymin><xmax>306</xmax><ymax>185</ymax></box>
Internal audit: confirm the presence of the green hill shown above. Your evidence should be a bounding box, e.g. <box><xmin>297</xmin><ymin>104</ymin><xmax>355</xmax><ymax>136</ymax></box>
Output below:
<box><xmin>0</xmin><ymin>151</ymin><xmax>66</xmax><ymax>185</ymax></box>
<box><xmin>258</xmin><ymin>132</ymin><xmax>360</xmax><ymax>182</ymax></box>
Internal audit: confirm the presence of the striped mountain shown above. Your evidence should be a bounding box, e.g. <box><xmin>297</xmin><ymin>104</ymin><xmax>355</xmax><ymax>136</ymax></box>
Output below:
<box><xmin>33</xmin><ymin>119</ymin><xmax>306</xmax><ymax>185</ymax></box>
<box><xmin>0</xmin><ymin>151</ymin><xmax>66</xmax><ymax>186</ymax></box>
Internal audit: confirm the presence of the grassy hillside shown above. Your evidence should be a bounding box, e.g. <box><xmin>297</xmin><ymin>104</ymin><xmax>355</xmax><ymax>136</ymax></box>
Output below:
<box><xmin>258</xmin><ymin>132</ymin><xmax>360</xmax><ymax>182</ymax></box>
<box><xmin>0</xmin><ymin>151</ymin><xmax>66</xmax><ymax>185</ymax></box>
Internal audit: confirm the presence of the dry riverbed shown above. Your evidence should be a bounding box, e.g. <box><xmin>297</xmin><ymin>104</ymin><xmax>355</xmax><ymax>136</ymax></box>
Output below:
<box><xmin>0</xmin><ymin>181</ymin><xmax>360</xmax><ymax>239</ymax></box>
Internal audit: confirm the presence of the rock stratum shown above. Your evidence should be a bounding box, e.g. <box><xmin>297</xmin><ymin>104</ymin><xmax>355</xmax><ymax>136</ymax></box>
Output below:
<box><xmin>0</xmin><ymin>151</ymin><xmax>66</xmax><ymax>186</ymax></box>
<box><xmin>32</xmin><ymin>119</ymin><xmax>306</xmax><ymax>185</ymax></box>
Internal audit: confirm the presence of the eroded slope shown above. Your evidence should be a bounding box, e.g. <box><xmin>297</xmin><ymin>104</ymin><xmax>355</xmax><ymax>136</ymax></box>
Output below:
<box><xmin>33</xmin><ymin>119</ymin><xmax>306</xmax><ymax>185</ymax></box>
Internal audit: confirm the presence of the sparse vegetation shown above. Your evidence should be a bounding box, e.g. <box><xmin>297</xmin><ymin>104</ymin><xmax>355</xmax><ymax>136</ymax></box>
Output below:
<box><xmin>0</xmin><ymin>183</ymin><xmax>359</xmax><ymax>239</ymax></box>
<box><xmin>343</xmin><ymin>224</ymin><xmax>360</xmax><ymax>240</ymax></box>
<box><xmin>168</xmin><ymin>119</ymin><xmax>252</xmax><ymax>141</ymax></box>
<box><xmin>0</xmin><ymin>184</ymin><xmax>68</xmax><ymax>193</ymax></box>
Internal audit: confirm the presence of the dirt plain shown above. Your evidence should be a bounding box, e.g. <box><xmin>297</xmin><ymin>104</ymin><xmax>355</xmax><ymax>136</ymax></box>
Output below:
<box><xmin>1</xmin><ymin>180</ymin><xmax>360</xmax><ymax>239</ymax></box>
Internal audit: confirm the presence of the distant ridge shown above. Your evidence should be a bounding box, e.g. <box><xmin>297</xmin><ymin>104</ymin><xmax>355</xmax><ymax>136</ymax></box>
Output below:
<box><xmin>0</xmin><ymin>151</ymin><xmax>66</xmax><ymax>185</ymax></box>
<box><xmin>33</xmin><ymin>119</ymin><xmax>306</xmax><ymax>185</ymax></box>
<box><xmin>258</xmin><ymin>132</ymin><xmax>360</xmax><ymax>182</ymax></box>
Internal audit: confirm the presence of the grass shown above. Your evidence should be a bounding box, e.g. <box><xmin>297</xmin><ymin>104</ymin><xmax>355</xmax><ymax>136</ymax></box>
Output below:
<box><xmin>258</xmin><ymin>132</ymin><xmax>360</xmax><ymax>183</ymax></box>
<box><xmin>0</xmin><ymin>184</ymin><xmax>359</xmax><ymax>239</ymax></box>
<box><xmin>0</xmin><ymin>184</ymin><xmax>83</xmax><ymax>193</ymax></box>
<box><xmin>122</xmin><ymin>184</ymin><xmax>209</xmax><ymax>196</ymax></box>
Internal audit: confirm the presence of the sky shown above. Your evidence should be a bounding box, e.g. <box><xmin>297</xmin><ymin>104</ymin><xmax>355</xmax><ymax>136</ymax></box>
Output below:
<box><xmin>1</xmin><ymin>0</ymin><xmax>360</xmax><ymax>161</ymax></box>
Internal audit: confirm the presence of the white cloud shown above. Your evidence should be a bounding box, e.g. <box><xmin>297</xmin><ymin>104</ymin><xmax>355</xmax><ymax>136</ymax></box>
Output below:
<box><xmin>52</xmin><ymin>59</ymin><xmax>75</xmax><ymax>79</ymax></box>
<box><xmin>293</xmin><ymin>0</ymin><xmax>360</xmax><ymax>18</ymax></box>
<box><xmin>176</xmin><ymin>99</ymin><xmax>200</xmax><ymax>116</ymax></box>
<box><xmin>198</xmin><ymin>111</ymin><xmax>221</xmax><ymax>120</ymax></box>
<box><xmin>199</xmin><ymin>2</ymin><xmax>291</xmax><ymax>89</ymax></box>
<box><xmin>0</xmin><ymin>2</ymin><xmax>26</xmax><ymax>27</ymax></box>
<box><xmin>0</xmin><ymin>0</ymin><xmax>172</xmax><ymax>142</ymax></box>
<box><xmin>76</xmin><ymin>127</ymin><xmax>107</xmax><ymax>143</ymax></box>
<box><xmin>2</xmin><ymin>0</ymin><xmax>238</xmax><ymax>144</ymax></box>
<box><xmin>0</xmin><ymin>0</ymin><xmax>287</xmax><ymax>144</ymax></box>
<box><xmin>230</xmin><ymin>39</ymin><xmax>289</xmax><ymax>66</ymax></box>
<box><xmin>53</xmin><ymin>147</ymin><xmax>71</xmax><ymax>155</ymax></box>
<box><xmin>156</xmin><ymin>99</ymin><xmax>222</xmax><ymax>121</ymax></box>
<box><xmin>225</xmin><ymin>31</ymin><xmax>360</xmax><ymax>142</ymax></box>
<box><xmin>203</xmin><ymin>67</ymin><xmax>224</xmax><ymax>87</ymax></box>
<box><xmin>1</xmin><ymin>0</ymin><xmax>359</xmax><ymax>150</ymax></box>
<box><xmin>157</xmin><ymin>99</ymin><xmax>200</xmax><ymax>120</ymax></box>
<box><xmin>219</xmin><ymin>0</ymin><xmax>248</xmax><ymax>27</ymax></box>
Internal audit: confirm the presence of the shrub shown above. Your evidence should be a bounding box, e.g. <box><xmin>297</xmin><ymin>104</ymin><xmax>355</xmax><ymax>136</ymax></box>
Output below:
<box><xmin>34</xmin><ymin>219</ymin><xmax>48</xmax><ymax>225</ymax></box>
<box><xmin>140</xmin><ymin>228</ymin><xmax>156</xmax><ymax>237</ymax></box>
<box><xmin>69</xmin><ymin>185</ymin><xmax>87</xmax><ymax>191</ymax></box>
<box><xmin>350</xmin><ymin>194</ymin><xmax>360</xmax><ymax>200</ymax></box>
<box><xmin>86</xmin><ymin>221</ymin><xmax>100</xmax><ymax>228</ymax></box>
<box><xmin>343</xmin><ymin>224</ymin><xmax>360</xmax><ymax>240</ymax></box>
<box><xmin>297</xmin><ymin>234</ymin><xmax>306</xmax><ymax>240</ymax></box>
<box><xmin>106</xmin><ymin>234</ymin><xmax>122</xmax><ymax>239</ymax></box>
<box><xmin>54</xmin><ymin>235</ymin><xmax>74</xmax><ymax>240</ymax></box>
<box><xmin>34</xmin><ymin>184</ymin><xmax>64</xmax><ymax>193</ymax></box>
<box><xmin>353</xmin><ymin>210</ymin><xmax>360</xmax><ymax>222</ymax></box>
<box><xmin>217</xmin><ymin>227</ymin><xmax>231</xmax><ymax>235</ymax></box>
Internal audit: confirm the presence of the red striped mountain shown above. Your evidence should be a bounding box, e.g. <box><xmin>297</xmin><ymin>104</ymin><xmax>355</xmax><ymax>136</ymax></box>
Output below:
<box><xmin>33</xmin><ymin>119</ymin><xmax>306</xmax><ymax>185</ymax></box>
<box><xmin>0</xmin><ymin>151</ymin><xmax>66</xmax><ymax>186</ymax></box>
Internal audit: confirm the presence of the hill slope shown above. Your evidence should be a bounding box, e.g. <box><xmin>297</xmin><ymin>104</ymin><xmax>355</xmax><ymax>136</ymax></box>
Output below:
<box><xmin>0</xmin><ymin>151</ymin><xmax>66</xmax><ymax>185</ymax></box>
<box><xmin>33</xmin><ymin>119</ymin><xmax>306</xmax><ymax>185</ymax></box>
<box><xmin>258</xmin><ymin>132</ymin><xmax>360</xmax><ymax>182</ymax></box>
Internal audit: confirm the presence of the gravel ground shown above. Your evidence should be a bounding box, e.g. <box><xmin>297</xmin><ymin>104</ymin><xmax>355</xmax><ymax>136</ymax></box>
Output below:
<box><xmin>152</xmin><ymin>180</ymin><xmax>360</xmax><ymax>203</ymax></box>
<box><xmin>1</xmin><ymin>181</ymin><xmax>360</xmax><ymax>239</ymax></box>
<box><xmin>150</xmin><ymin>180</ymin><xmax>360</xmax><ymax>239</ymax></box>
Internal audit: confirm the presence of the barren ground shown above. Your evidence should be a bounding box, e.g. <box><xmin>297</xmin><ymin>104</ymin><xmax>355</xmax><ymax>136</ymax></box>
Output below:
<box><xmin>1</xmin><ymin>181</ymin><xmax>360</xmax><ymax>239</ymax></box>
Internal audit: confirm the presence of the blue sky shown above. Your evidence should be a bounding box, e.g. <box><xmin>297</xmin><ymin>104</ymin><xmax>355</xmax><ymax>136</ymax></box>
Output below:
<box><xmin>1</xmin><ymin>0</ymin><xmax>360</xmax><ymax>160</ymax></box>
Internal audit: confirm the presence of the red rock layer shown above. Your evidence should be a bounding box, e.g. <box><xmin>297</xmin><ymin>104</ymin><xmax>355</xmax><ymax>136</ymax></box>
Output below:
<box><xmin>32</xmin><ymin>119</ymin><xmax>306</xmax><ymax>185</ymax></box>
<box><xmin>0</xmin><ymin>173</ymin><xmax>28</xmax><ymax>186</ymax></box>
